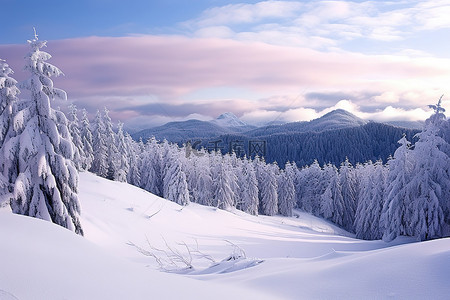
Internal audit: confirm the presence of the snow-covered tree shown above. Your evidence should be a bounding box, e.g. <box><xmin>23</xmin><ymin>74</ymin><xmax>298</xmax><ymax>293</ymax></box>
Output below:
<box><xmin>255</xmin><ymin>157</ymin><xmax>278</xmax><ymax>216</ymax></box>
<box><xmin>0</xmin><ymin>59</ymin><xmax>20</xmax><ymax>205</ymax></box>
<box><xmin>277</xmin><ymin>162</ymin><xmax>295</xmax><ymax>217</ymax></box>
<box><xmin>139</xmin><ymin>137</ymin><xmax>162</xmax><ymax>196</ymax></box>
<box><xmin>237</xmin><ymin>157</ymin><xmax>259</xmax><ymax>215</ymax></box>
<box><xmin>163</xmin><ymin>151</ymin><xmax>189</xmax><ymax>206</ymax></box>
<box><xmin>79</xmin><ymin>109</ymin><xmax>93</xmax><ymax>170</ymax></box>
<box><xmin>115</xmin><ymin>122</ymin><xmax>130</xmax><ymax>182</ymax></box>
<box><xmin>91</xmin><ymin>110</ymin><xmax>109</xmax><ymax>177</ymax></box>
<box><xmin>339</xmin><ymin>158</ymin><xmax>357</xmax><ymax>232</ymax></box>
<box><xmin>0</xmin><ymin>59</ymin><xmax>20</xmax><ymax>147</ymax></box>
<box><xmin>354</xmin><ymin>161</ymin><xmax>387</xmax><ymax>240</ymax></box>
<box><xmin>191</xmin><ymin>152</ymin><xmax>214</xmax><ymax>206</ymax></box>
<box><xmin>382</xmin><ymin>135</ymin><xmax>413</xmax><ymax>241</ymax></box>
<box><xmin>102</xmin><ymin>107</ymin><xmax>119</xmax><ymax>180</ymax></box>
<box><xmin>406</xmin><ymin>102</ymin><xmax>449</xmax><ymax>240</ymax></box>
<box><xmin>211</xmin><ymin>153</ymin><xmax>236</xmax><ymax>210</ymax></box>
<box><xmin>320</xmin><ymin>163</ymin><xmax>344</xmax><ymax>226</ymax></box>
<box><xmin>67</xmin><ymin>104</ymin><xmax>84</xmax><ymax>171</ymax></box>
<box><xmin>298</xmin><ymin>160</ymin><xmax>323</xmax><ymax>214</ymax></box>
<box><xmin>7</xmin><ymin>34</ymin><xmax>83</xmax><ymax>234</ymax></box>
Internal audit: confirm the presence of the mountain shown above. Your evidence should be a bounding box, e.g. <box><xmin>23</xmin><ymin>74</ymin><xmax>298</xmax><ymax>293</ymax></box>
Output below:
<box><xmin>132</xmin><ymin>112</ymin><xmax>256</xmax><ymax>142</ymax></box>
<box><xmin>212</xmin><ymin>112</ymin><xmax>249</xmax><ymax>128</ymax></box>
<box><xmin>246</xmin><ymin>109</ymin><xmax>367</xmax><ymax>137</ymax></box>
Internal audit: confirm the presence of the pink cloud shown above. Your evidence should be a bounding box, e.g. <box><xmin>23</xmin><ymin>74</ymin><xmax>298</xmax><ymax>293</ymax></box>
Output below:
<box><xmin>1</xmin><ymin>35</ymin><xmax>449</xmax><ymax>127</ymax></box>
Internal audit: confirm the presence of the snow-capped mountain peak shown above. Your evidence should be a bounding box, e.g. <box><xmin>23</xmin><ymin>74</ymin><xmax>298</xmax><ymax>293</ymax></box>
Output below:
<box><xmin>212</xmin><ymin>112</ymin><xmax>248</xmax><ymax>128</ymax></box>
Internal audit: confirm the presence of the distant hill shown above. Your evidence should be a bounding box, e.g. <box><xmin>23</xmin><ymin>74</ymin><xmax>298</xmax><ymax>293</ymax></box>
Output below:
<box><xmin>132</xmin><ymin>112</ymin><xmax>256</xmax><ymax>142</ymax></box>
<box><xmin>246</xmin><ymin>109</ymin><xmax>367</xmax><ymax>137</ymax></box>
<box><xmin>384</xmin><ymin>120</ymin><xmax>424</xmax><ymax>130</ymax></box>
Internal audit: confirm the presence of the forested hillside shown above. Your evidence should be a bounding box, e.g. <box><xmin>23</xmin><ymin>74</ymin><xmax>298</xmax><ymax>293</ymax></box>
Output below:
<box><xmin>195</xmin><ymin>122</ymin><xmax>419</xmax><ymax>167</ymax></box>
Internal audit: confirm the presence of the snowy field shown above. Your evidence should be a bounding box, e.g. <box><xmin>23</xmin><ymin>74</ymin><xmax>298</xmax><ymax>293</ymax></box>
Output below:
<box><xmin>1</xmin><ymin>172</ymin><xmax>449</xmax><ymax>299</ymax></box>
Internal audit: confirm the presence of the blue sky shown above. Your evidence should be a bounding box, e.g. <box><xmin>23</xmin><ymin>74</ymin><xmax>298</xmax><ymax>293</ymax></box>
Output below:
<box><xmin>1</xmin><ymin>0</ymin><xmax>450</xmax><ymax>129</ymax></box>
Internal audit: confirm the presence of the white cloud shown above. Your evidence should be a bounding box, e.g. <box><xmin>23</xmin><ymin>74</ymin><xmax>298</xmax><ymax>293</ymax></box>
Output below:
<box><xmin>180</xmin><ymin>0</ymin><xmax>450</xmax><ymax>51</ymax></box>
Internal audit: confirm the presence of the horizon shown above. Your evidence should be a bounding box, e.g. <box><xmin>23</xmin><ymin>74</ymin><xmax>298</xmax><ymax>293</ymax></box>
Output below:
<box><xmin>1</xmin><ymin>0</ymin><xmax>449</xmax><ymax>129</ymax></box>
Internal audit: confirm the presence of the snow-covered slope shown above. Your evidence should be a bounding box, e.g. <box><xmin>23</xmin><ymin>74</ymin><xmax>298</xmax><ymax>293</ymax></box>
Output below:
<box><xmin>2</xmin><ymin>172</ymin><xmax>449</xmax><ymax>299</ymax></box>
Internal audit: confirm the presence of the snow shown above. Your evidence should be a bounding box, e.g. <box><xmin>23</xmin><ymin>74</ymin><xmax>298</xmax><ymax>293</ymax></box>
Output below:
<box><xmin>212</xmin><ymin>112</ymin><xmax>249</xmax><ymax>128</ymax></box>
<box><xmin>1</xmin><ymin>171</ymin><xmax>450</xmax><ymax>299</ymax></box>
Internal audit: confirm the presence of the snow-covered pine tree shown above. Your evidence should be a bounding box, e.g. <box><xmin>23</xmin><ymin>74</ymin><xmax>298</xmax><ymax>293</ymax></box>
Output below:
<box><xmin>211</xmin><ymin>152</ymin><xmax>236</xmax><ymax>210</ymax></box>
<box><xmin>238</xmin><ymin>157</ymin><xmax>259</xmax><ymax>215</ymax></box>
<box><xmin>126</xmin><ymin>133</ymin><xmax>141</xmax><ymax>187</ymax></box>
<box><xmin>90</xmin><ymin>110</ymin><xmax>108</xmax><ymax>177</ymax></box>
<box><xmin>277</xmin><ymin>162</ymin><xmax>295</xmax><ymax>217</ymax></box>
<box><xmin>67</xmin><ymin>104</ymin><xmax>84</xmax><ymax>171</ymax></box>
<box><xmin>339</xmin><ymin>158</ymin><xmax>357</xmax><ymax>232</ymax></box>
<box><xmin>8</xmin><ymin>33</ymin><xmax>83</xmax><ymax>234</ymax></box>
<box><xmin>320</xmin><ymin>163</ymin><xmax>344</xmax><ymax>226</ymax></box>
<box><xmin>255</xmin><ymin>158</ymin><xmax>278</xmax><ymax>216</ymax></box>
<box><xmin>102</xmin><ymin>107</ymin><xmax>119</xmax><ymax>180</ymax></box>
<box><xmin>139</xmin><ymin>137</ymin><xmax>162</xmax><ymax>196</ymax></box>
<box><xmin>115</xmin><ymin>122</ymin><xmax>130</xmax><ymax>182</ymax></box>
<box><xmin>191</xmin><ymin>151</ymin><xmax>214</xmax><ymax>206</ymax></box>
<box><xmin>382</xmin><ymin>135</ymin><xmax>413</xmax><ymax>241</ymax></box>
<box><xmin>354</xmin><ymin>161</ymin><xmax>376</xmax><ymax>239</ymax></box>
<box><xmin>406</xmin><ymin>100</ymin><xmax>449</xmax><ymax>240</ymax></box>
<box><xmin>0</xmin><ymin>59</ymin><xmax>20</xmax><ymax>206</ymax></box>
<box><xmin>79</xmin><ymin>109</ymin><xmax>93</xmax><ymax>170</ymax></box>
<box><xmin>0</xmin><ymin>59</ymin><xmax>20</xmax><ymax>146</ymax></box>
<box><xmin>163</xmin><ymin>150</ymin><xmax>189</xmax><ymax>206</ymax></box>
<box><xmin>299</xmin><ymin>160</ymin><xmax>323</xmax><ymax>214</ymax></box>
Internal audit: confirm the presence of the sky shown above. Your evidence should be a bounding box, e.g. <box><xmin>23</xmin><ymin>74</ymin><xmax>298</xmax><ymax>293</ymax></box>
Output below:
<box><xmin>1</xmin><ymin>0</ymin><xmax>450</xmax><ymax>129</ymax></box>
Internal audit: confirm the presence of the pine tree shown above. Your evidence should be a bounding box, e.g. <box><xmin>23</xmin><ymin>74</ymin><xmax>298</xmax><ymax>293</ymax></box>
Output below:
<box><xmin>382</xmin><ymin>135</ymin><xmax>413</xmax><ymax>241</ymax></box>
<box><xmin>126</xmin><ymin>133</ymin><xmax>141</xmax><ymax>186</ymax></box>
<box><xmin>103</xmin><ymin>107</ymin><xmax>119</xmax><ymax>180</ymax></box>
<box><xmin>320</xmin><ymin>163</ymin><xmax>344</xmax><ymax>226</ymax></box>
<box><xmin>255</xmin><ymin>158</ymin><xmax>278</xmax><ymax>216</ymax></box>
<box><xmin>299</xmin><ymin>160</ymin><xmax>323</xmax><ymax>214</ymax></box>
<box><xmin>163</xmin><ymin>151</ymin><xmax>189</xmax><ymax>206</ymax></box>
<box><xmin>90</xmin><ymin>110</ymin><xmax>108</xmax><ymax>177</ymax></box>
<box><xmin>115</xmin><ymin>122</ymin><xmax>130</xmax><ymax>182</ymax></box>
<box><xmin>238</xmin><ymin>157</ymin><xmax>259</xmax><ymax>215</ymax></box>
<box><xmin>339</xmin><ymin>158</ymin><xmax>357</xmax><ymax>232</ymax></box>
<box><xmin>140</xmin><ymin>137</ymin><xmax>162</xmax><ymax>196</ymax></box>
<box><xmin>406</xmin><ymin>101</ymin><xmax>449</xmax><ymax>240</ymax></box>
<box><xmin>354</xmin><ymin>161</ymin><xmax>387</xmax><ymax>240</ymax></box>
<box><xmin>79</xmin><ymin>109</ymin><xmax>93</xmax><ymax>170</ymax></box>
<box><xmin>192</xmin><ymin>153</ymin><xmax>214</xmax><ymax>206</ymax></box>
<box><xmin>211</xmin><ymin>153</ymin><xmax>236</xmax><ymax>210</ymax></box>
<box><xmin>67</xmin><ymin>104</ymin><xmax>84</xmax><ymax>171</ymax></box>
<box><xmin>0</xmin><ymin>59</ymin><xmax>20</xmax><ymax>206</ymax></box>
<box><xmin>8</xmin><ymin>33</ymin><xmax>83</xmax><ymax>234</ymax></box>
<box><xmin>277</xmin><ymin>162</ymin><xmax>296</xmax><ymax>217</ymax></box>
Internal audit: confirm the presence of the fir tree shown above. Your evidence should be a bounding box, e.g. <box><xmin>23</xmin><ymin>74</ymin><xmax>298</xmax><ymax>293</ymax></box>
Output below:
<box><xmin>277</xmin><ymin>162</ymin><xmax>296</xmax><ymax>217</ymax></box>
<box><xmin>67</xmin><ymin>104</ymin><xmax>84</xmax><ymax>171</ymax></box>
<box><xmin>382</xmin><ymin>135</ymin><xmax>413</xmax><ymax>241</ymax></box>
<box><xmin>0</xmin><ymin>59</ymin><xmax>20</xmax><ymax>206</ymax></box>
<box><xmin>115</xmin><ymin>122</ymin><xmax>130</xmax><ymax>182</ymax></box>
<box><xmin>79</xmin><ymin>109</ymin><xmax>93</xmax><ymax>170</ymax></box>
<box><xmin>238</xmin><ymin>157</ymin><xmax>259</xmax><ymax>215</ymax></box>
<box><xmin>8</xmin><ymin>33</ymin><xmax>83</xmax><ymax>234</ymax></box>
<box><xmin>163</xmin><ymin>151</ymin><xmax>189</xmax><ymax>206</ymax></box>
<box><xmin>90</xmin><ymin>110</ymin><xmax>108</xmax><ymax>177</ymax></box>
